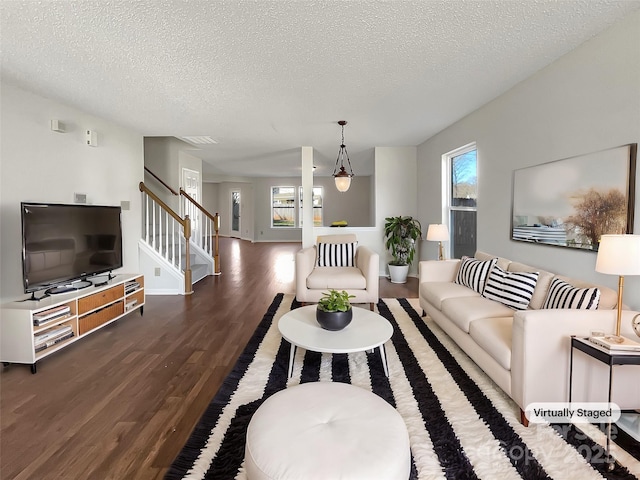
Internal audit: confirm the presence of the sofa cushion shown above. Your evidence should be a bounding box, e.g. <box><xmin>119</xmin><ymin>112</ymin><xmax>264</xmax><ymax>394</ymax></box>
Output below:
<box><xmin>454</xmin><ymin>256</ymin><xmax>498</xmax><ymax>294</ymax></box>
<box><xmin>441</xmin><ymin>296</ymin><xmax>514</xmax><ymax>333</ymax></box>
<box><xmin>507</xmin><ymin>261</ymin><xmax>554</xmax><ymax>310</ymax></box>
<box><xmin>307</xmin><ymin>267</ymin><xmax>367</xmax><ymax>290</ymax></box>
<box><xmin>542</xmin><ymin>277</ymin><xmax>600</xmax><ymax>310</ymax></box>
<box><xmin>420</xmin><ymin>281</ymin><xmax>480</xmax><ymax>311</ymax></box>
<box><xmin>317</xmin><ymin>242</ymin><xmax>357</xmax><ymax>267</ymax></box>
<box><xmin>469</xmin><ymin>317</ymin><xmax>513</xmax><ymax>370</ymax></box>
<box><xmin>482</xmin><ymin>265</ymin><xmax>539</xmax><ymax>310</ymax></box>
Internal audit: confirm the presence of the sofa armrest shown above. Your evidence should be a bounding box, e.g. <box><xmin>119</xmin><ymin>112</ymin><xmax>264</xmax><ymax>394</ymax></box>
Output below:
<box><xmin>356</xmin><ymin>246</ymin><xmax>380</xmax><ymax>297</ymax></box>
<box><xmin>511</xmin><ymin>308</ymin><xmax>639</xmax><ymax>410</ymax></box>
<box><xmin>295</xmin><ymin>246</ymin><xmax>317</xmax><ymax>299</ymax></box>
<box><xmin>418</xmin><ymin>259</ymin><xmax>460</xmax><ymax>283</ymax></box>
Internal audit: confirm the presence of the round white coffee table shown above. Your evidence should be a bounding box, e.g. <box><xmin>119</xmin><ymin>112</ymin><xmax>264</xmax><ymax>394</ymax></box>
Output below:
<box><xmin>278</xmin><ymin>305</ymin><xmax>393</xmax><ymax>378</ymax></box>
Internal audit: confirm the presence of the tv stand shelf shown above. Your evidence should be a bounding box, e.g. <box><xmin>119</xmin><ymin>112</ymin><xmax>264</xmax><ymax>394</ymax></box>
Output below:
<box><xmin>1</xmin><ymin>274</ymin><xmax>144</xmax><ymax>374</ymax></box>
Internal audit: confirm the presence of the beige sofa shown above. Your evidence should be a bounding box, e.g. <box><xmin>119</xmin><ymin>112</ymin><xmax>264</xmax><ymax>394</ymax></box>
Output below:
<box><xmin>419</xmin><ymin>251</ymin><xmax>640</xmax><ymax>424</ymax></box>
<box><xmin>295</xmin><ymin>234</ymin><xmax>379</xmax><ymax>310</ymax></box>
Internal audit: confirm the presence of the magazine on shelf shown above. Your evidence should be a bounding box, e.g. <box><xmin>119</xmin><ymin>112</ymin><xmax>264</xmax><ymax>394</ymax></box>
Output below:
<box><xmin>587</xmin><ymin>335</ymin><xmax>640</xmax><ymax>352</ymax></box>
<box><xmin>33</xmin><ymin>305</ymin><xmax>71</xmax><ymax>325</ymax></box>
<box><xmin>35</xmin><ymin>331</ymin><xmax>74</xmax><ymax>352</ymax></box>
<box><xmin>34</xmin><ymin>325</ymin><xmax>73</xmax><ymax>346</ymax></box>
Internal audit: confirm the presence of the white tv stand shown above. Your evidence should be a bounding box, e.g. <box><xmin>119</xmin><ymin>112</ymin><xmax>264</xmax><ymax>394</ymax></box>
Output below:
<box><xmin>1</xmin><ymin>274</ymin><xmax>144</xmax><ymax>373</ymax></box>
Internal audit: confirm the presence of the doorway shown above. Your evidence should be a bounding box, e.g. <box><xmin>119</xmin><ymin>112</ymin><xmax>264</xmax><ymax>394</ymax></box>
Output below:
<box><xmin>231</xmin><ymin>190</ymin><xmax>241</xmax><ymax>238</ymax></box>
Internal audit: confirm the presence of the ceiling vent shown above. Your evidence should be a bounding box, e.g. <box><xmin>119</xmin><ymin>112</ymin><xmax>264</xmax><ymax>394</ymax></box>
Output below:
<box><xmin>181</xmin><ymin>136</ymin><xmax>218</xmax><ymax>145</ymax></box>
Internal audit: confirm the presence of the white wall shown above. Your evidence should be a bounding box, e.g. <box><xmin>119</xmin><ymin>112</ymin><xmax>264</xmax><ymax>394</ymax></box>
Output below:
<box><xmin>143</xmin><ymin>137</ymin><xmax>175</xmax><ymax>205</ymax></box>
<box><xmin>202</xmin><ymin>182</ymin><xmax>220</xmax><ymax>219</ymax></box>
<box><xmin>417</xmin><ymin>11</ymin><xmax>640</xmax><ymax>309</ymax></box>
<box><xmin>0</xmin><ymin>82</ymin><xmax>144</xmax><ymax>302</ymax></box>
<box><xmin>374</xmin><ymin>147</ymin><xmax>419</xmax><ymax>275</ymax></box>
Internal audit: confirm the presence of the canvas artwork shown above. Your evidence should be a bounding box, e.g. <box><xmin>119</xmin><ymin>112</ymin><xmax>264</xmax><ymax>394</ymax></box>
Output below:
<box><xmin>511</xmin><ymin>144</ymin><xmax>636</xmax><ymax>251</ymax></box>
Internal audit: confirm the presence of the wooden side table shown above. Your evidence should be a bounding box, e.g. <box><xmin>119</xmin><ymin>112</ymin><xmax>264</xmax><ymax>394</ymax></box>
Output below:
<box><xmin>569</xmin><ymin>336</ymin><xmax>640</xmax><ymax>470</ymax></box>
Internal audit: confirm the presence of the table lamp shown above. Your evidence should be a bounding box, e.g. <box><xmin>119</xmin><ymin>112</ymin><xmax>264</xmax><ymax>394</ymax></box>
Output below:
<box><xmin>427</xmin><ymin>224</ymin><xmax>449</xmax><ymax>261</ymax></box>
<box><xmin>595</xmin><ymin>234</ymin><xmax>640</xmax><ymax>342</ymax></box>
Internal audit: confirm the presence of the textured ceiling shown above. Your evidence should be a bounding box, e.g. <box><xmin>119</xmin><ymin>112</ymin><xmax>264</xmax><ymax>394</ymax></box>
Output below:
<box><xmin>2</xmin><ymin>0</ymin><xmax>639</xmax><ymax>178</ymax></box>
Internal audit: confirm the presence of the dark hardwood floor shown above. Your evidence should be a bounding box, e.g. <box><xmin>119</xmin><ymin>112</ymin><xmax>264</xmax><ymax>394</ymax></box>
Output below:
<box><xmin>0</xmin><ymin>238</ymin><xmax>418</xmax><ymax>479</ymax></box>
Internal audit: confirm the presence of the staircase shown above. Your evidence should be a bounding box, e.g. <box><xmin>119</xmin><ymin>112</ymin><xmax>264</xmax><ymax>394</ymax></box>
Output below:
<box><xmin>138</xmin><ymin>176</ymin><xmax>220</xmax><ymax>295</ymax></box>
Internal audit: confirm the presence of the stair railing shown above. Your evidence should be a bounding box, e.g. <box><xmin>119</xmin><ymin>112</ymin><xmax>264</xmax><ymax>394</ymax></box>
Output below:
<box><xmin>180</xmin><ymin>188</ymin><xmax>221</xmax><ymax>275</ymax></box>
<box><xmin>144</xmin><ymin>166</ymin><xmax>179</xmax><ymax>196</ymax></box>
<box><xmin>139</xmin><ymin>182</ymin><xmax>193</xmax><ymax>295</ymax></box>
<box><xmin>144</xmin><ymin>166</ymin><xmax>221</xmax><ymax>275</ymax></box>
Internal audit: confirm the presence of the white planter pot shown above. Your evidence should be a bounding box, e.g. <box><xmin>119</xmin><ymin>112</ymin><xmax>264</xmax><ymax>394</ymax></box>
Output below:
<box><xmin>388</xmin><ymin>264</ymin><xmax>409</xmax><ymax>284</ymax></box>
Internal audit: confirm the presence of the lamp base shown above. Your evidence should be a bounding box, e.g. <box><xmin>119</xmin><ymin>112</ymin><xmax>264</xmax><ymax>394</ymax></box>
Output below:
<box><xmin>588</xmin><ymin>335</ymin><xmax>640</xmax><ymax>351</ymax></box>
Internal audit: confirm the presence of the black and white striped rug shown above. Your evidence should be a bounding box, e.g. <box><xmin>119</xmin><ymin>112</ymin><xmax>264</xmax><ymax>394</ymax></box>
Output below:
<box><xmin>165</xmin><ymin>294</ymin><xmax>640</xmax><ymax>480</ymax></box>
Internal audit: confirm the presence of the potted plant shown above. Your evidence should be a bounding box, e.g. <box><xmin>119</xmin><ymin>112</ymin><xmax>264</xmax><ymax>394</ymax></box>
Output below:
<box><xmin>316</xmin><ymin>289</ymin><xmax>355</xmax><ymax>331</ymax></box>
<box><xmin>384</xmin><ymin>216</ymin><xmax>422</xmax><ymax>284</ymax></box>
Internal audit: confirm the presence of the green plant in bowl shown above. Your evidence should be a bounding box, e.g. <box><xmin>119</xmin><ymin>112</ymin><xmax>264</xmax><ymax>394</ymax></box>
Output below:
<box><xmin>317</xmin><ymin>289</ymin><xmax>354</xmax><ymax>312</ymax></box>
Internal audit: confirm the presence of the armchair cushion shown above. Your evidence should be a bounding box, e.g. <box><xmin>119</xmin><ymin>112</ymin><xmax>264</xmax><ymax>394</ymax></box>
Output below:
<box><xmin>307</xmin><ymin>267</ymin><xmax>367</xmax><ymax>290</ymax></box>
<box><xmin>317</xmin><ymin>242</ymin><xmax>357</xmax><ymax>267</ymax></box>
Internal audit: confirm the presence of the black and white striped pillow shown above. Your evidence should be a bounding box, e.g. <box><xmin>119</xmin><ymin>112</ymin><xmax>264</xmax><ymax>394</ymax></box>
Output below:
<box><xmin>454</xmin><ymin>256</ymin><xmax>497</xmax><ymax>294</ymax></box>
<box><xmin>542</xmin><ymin>277</ymin><xmax>600</xmax><ymax>310</ymax></box>
<box><xmin>482</xmin><ymin>266</ymin><xmax>539</xmax><ymax>310</ymax></box>
<box><xmin>317</xmin><ymin>242</ymin><xmax>357</xmax><ymax>267</ymax></box>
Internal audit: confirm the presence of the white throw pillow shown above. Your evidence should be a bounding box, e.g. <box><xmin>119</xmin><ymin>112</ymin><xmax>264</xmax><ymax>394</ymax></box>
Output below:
<box><xmin>482</xmin><ymin>265</ymin><xmax>539</xmax><ymax>310</ymax></box>
<box><xmin>317</xmin><ymin>242</ymin><xmax>357</xmax><ymax>267</ymax></box>
<box><xmin>542</xmin><ymin>277</ymin><xmax>600</xmax><ymax>310</ymax></box>
<box><xmin>454</xmin><ymin>256</ymin><xmax>497</xmax><ymax>294</ymax></box>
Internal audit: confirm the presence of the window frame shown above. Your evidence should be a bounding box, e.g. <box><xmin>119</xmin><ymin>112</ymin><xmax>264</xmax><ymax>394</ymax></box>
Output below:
<box><xmin>443</xmin><ymin>142</ymin><xmax>477</xmax><ymax>259</ymax></box>
<box><xmin>271</xmin><ymin>186</ymin><xmax>296</xmax><ymax>228</ymax></box>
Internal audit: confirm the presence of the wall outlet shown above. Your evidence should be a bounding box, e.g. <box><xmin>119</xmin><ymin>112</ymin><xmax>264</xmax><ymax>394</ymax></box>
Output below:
<box><xmin>154</xmin><ymin>267</ymin><xmax>161</xmax><ymax>276</ymax></box>
<box><xmin>74</xmin><ymin>193</ymin><xmax>87</xmax><ymax>204</ymax></box>
<box><xmin>121</xmin><ymin>200</ymin><xmax>130</xmax><ymax>210</ymax></box>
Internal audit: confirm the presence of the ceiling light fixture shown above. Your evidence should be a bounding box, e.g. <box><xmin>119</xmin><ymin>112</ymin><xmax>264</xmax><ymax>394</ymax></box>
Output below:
<box><xmin>332</xmin><ymin>121</ymin><xmax>354</xmax><ymax>192</ymax></box>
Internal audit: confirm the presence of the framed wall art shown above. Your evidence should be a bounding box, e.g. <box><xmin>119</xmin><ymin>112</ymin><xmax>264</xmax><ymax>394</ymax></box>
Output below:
<box><xmin>511</xmin><ymin>143</ymin><xmax>636</xmax><ymax>251</ymax></box>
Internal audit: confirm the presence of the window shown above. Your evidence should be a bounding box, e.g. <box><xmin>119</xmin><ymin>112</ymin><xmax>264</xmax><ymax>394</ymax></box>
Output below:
<box><xmin>299</xmin><ymin>186</ymin><xmax>323</xmax><ymax>227</ymax></box>
<box><xmin>271</xmin><ymin>187</ymin><xmax>295</xmax><ymax>227</ymax></box>
<box><xmin>445</xmin><ymin>144</ymin><xmax>477</xmax><ymax>258</ymax></box>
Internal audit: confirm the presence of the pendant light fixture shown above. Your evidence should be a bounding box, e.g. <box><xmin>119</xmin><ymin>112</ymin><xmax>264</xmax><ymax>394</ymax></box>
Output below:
<box><xmin>332</xmin><ymin>120</ymin><xmax>355</xmax><ymax>192</ymax></box>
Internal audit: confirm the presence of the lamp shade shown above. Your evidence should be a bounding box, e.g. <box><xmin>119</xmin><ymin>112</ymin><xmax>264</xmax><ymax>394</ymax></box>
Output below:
<box><xmin>334</xmin><ymin>174</ymin><xmax>352</xmax><ymax>192</ymax></box>
<box><xmin>426</xmin><ymin>224</ymin><xmax>449</xmax><ymax>242</ymax></box>
<box><xmin>595</xmin><ymin>234</ymin><xmax>640</xmax><ymax>275</ymax></box>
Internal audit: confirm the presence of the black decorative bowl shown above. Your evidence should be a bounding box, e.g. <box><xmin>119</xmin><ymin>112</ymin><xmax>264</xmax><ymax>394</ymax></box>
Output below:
<box><xmin>316</xmin><ymin>307</ymin><xmax>353</xmax><ymax>331</ymax></box>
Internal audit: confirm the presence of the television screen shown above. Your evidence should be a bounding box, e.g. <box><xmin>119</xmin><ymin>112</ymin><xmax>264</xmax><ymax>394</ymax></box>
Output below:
<box><xmin>21</xmin><ymin>203</ymin><xmax>123</xmax><ymax>293</ymax></box>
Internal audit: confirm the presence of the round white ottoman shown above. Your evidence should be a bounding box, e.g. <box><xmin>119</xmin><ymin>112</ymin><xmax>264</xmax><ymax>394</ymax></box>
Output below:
<box><xmin>244</xmin><ymin>382</ymin><xmax>411</xmax><ymax>480</ymax></box>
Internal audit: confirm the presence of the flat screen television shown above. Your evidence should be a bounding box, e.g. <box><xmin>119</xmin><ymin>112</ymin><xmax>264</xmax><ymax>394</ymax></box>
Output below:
<box><xmin>21</xmin><ymin>202</ymin><xmax>123</xmax><ymax>295</ymax></box>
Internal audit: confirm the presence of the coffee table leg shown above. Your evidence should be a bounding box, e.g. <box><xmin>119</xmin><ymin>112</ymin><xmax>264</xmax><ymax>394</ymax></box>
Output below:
<box><xmin>288</xmin><ymin>344</ymin><xmax>297</xmax><ymax>378</ymax></box>
<box><xmin>379</xmin><ymin>343</ymin><xmax>389</xmax><ymax>377</ymax></box>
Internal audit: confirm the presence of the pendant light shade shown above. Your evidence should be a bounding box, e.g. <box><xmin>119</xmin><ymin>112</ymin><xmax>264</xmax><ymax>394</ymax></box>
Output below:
<box><xmin>333</xmin><ymin>121</ymin><xmax>354</xmax><ymax>192</ymax></box>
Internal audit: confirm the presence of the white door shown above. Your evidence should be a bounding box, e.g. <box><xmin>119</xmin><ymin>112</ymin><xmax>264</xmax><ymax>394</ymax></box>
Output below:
<box><xmin>231</xmin><ymin>190</ymin><xmax>241</xmax><ymax>237</ymax></box>
<box><xmin>182</xmin><ymin>168</ymin><xmax>200</xmax><ymax>240</ymax></box>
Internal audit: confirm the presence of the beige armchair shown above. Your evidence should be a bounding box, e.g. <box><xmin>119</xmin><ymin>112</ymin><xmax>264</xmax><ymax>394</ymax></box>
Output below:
<box><xmin>295</xmin><ymin>234</ymin><xmax>379</xmax><ymax>311</ymax></box>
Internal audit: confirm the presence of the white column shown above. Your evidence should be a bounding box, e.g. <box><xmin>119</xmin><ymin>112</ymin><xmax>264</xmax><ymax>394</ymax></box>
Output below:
<box><xmin>301</xmin><ymin>146</ymin><xmax>314</xmax><ymax>248</ymax></box>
